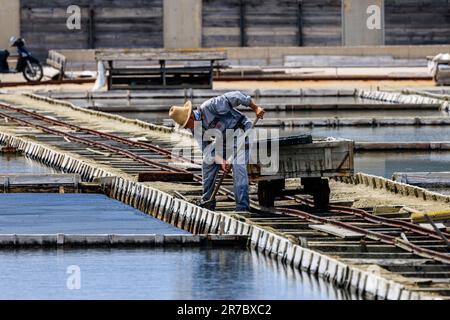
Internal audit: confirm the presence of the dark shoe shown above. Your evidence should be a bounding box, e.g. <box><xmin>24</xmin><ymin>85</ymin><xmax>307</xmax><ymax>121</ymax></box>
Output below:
<box><xmin>199</xmin><ymin>200</ymin><xmax>216</xmax><ymax>211</ymax></box>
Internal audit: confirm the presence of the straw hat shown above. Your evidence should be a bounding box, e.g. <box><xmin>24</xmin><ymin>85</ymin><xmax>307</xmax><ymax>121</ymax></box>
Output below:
<box><xmin>169</xmin><ymin>101</ymin><xmax>192</xmax><ymax>128</ymax></box>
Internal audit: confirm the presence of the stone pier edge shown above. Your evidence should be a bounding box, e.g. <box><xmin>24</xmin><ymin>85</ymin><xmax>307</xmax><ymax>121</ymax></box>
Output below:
<box><xmin>0</xmin><ymin>130</ymin><xmax>439</xmax><ymax>300</ymax></box>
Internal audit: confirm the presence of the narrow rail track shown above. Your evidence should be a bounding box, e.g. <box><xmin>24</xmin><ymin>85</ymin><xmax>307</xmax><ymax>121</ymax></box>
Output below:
<box><xmin>0</xmin><ymin>103</ymin><xmax>193</xmax><ymax>176</ymax></box>
<box><xmin>0</xmin><ymin>101</ymin><xmax>449</xmax><ymax>297</ymax></box>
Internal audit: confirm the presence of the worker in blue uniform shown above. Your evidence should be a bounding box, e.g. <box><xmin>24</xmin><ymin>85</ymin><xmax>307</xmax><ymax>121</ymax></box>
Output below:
<box><xmin>169</xmin><ymin>91</ymin><xmax>265</xmax><ymax>212</ymax></box>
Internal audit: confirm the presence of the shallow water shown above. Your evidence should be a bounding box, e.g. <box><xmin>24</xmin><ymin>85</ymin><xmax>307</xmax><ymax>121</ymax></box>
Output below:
<box><xmin>355</xmin><ymin>151</ymin><xmax>450</xmax><ymax>179</ymax></box>
<box><xmin>0</xmin><ymin>193</ymin><xmax>188</xmax><ymax>235</ymax></box>
<box><xmin>0</xmin><ymin>248</ymin><xmax>357</xmax><ymax>300</ymax></box>
<box><xmin>286</xmin><ymin>126</ymin><xmax>450</xmax><ymax>142</ymax></box>
<box><xmin>0</xmin><ymin>154</ymin><xmax>57</xmax><ymax>174</ymax></box>
<box><xmin>0</xmin><ymin>154</ymin><xmax>358</xmax><ymax>300</ymax></box>
<box><xmin>113</xmin><ymin>109</ymin><xmax>446</xmax><ymax>126</ymax></box>
<box><xmin>69</xmin><ymin>96</ymin><xmax>399</xmax><ymax>110</ymax></box>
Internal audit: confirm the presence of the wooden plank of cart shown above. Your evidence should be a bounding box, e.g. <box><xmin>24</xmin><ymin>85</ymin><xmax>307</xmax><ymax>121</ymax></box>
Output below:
<box><xmin>95</xmin><ymin>49</ymin><xmax>227</xmax><ymax>90</ymax></box>
<box><xmin>249</xmin><ymin>135</ymin><xmax>354</xmax><ymax>209</ymax></box>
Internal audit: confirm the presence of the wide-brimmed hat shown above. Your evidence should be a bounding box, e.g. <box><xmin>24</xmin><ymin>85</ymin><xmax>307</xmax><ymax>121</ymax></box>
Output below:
<box><xmin>169</xmin><ymin>101</ymin><xmax>192</xmax><ymax>128</ymax></box>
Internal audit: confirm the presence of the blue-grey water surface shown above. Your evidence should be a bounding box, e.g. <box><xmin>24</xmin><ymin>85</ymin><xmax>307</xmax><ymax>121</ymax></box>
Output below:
<box><xmin>0</xmin><ymin>193</ymin><xmax>188</xmax><ymax>235</ymax></box>
<box><xmin>355</xmin><ymin>151</ymin><xmax>450</xmax><ymax>179</ymax></box>
<box><xmin>288</xmin><ymin>126</ymin><xmax>450</xmax><ymax>142</ymax></box>
<box><xmin>0</xmin><ymin>154</ymin><xmax>57</xmax><ymax>174</ymax></box>
<box><xmin>0</xmin><ymin>248</ymin><xmax>357</xmax><ymax>300</ymax></box>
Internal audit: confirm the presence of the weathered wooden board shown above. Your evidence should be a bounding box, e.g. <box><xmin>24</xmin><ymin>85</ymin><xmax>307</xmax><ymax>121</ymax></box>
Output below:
<box><xmin>385</xmin><ymin>0</ymin><xmax>450</xmax><ymax>45</ymax></box>
<box><xmin>18</xmin><ymin>0</ymin><xmax>450</xmax><ymax>59</ymax></box>
<box><xmin>20</xmin><ymin>0</ymin><xmax>163</xmax><ymax>59</ymax></box>
<box><xmin>96</xmin><ymin>49</ymin><xmax>227</xmax><ymax>62</ymax></box>
<box><xmin>249</xmin><ymin>138</ymin><xmax>354</xmax><ymax>179</ymax></box>
<box><xmin>309</xmin><ymin>224</ymin><xmax>364</xmax><ymax>239</ymax></box>
<box><xmin>202</xmin><ymin>0</ymin><xmax>342</xmax><ymax>47</ymax></box>
<box><xmin>0</xmin><ymin>174</ymin><xmax>81</xmax><ymax>186</ymax></box>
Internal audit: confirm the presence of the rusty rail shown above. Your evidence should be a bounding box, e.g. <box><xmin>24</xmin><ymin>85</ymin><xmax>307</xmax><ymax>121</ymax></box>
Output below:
<box><xmin>0</xmin><ymin>108</ymin><xmax>189</xmax><ymax>175</ymax></box>
<box><xmin>0</xmin><ymin>102</ymin><xmax>448</xmax><ymax>264</ymax></box>
<box><xmin>278</xmin><ymin>206</ymin><xmax>450</xmax><ymax>264</ymax></box>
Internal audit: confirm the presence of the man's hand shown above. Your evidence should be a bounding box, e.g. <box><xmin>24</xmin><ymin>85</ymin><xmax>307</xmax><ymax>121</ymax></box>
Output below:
<box><xmin>215</xmin><ymin>155</ymin><xmax>231</xmax><ymax>172</ymax></box>
<box><xmin>255</xmin><ymin>106</ymin><xmax>265</xmax><ymax>119</ymax></box>
<box><xmin>221</xmin><ymin>160</ymin><xmax>231</xmax><ymax>172</ymax></box>
<box><xmin>250</xmin><ymin>100</ymin><xmax>265</xmax><ymax>119</ymax></box>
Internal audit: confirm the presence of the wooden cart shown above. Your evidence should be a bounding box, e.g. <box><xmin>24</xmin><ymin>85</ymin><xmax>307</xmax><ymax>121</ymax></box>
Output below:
<box><xmin>249</xmin><ymin>135</ymin><xmax>354</xmax><ymax>209</ymax></box>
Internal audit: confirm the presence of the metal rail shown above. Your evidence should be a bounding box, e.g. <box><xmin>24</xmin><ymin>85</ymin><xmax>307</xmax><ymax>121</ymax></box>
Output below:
<box><xmin>291</xmin><ymin>195</ymin><xmax>450</xmax><ymax>241</ymax></box>
<box><xmin>0</xmin><ymin>103</ymin><xmax>192</xmax><ymax>164</ymax></box>
<box><xmin>1</xmin><ymin>102</ymin><xmax>448</xmax><ymax>263</ymax></box>
<box><xmin>278</xmin><ymin>206</ymin><xmax>450</xmax><ymax>264</ymax></box>
<box><xmin>0</xmin><ymin>109</ymin><xmax>189</xmax><ymax>175</ymax></box>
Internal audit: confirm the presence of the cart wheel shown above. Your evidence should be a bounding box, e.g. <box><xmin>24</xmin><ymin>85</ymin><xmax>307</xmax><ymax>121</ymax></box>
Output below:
<box><xmin>302</xmin><ymin>178</ymin><xmax>330</xmax><ymax>211</ymax></box>
<box><xmin>258</xmin><ymin>179</ymin><xmax>285</xmax><ymax>208</ymax></box>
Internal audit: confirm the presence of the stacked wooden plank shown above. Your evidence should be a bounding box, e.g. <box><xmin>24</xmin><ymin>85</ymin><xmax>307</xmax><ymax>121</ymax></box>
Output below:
<box><xmin>20</xmin><ymin>0</ymin><xmax>163</xmax><ymax>59</ymax></box>
<box><xmin>243</xmin><ymin>0</ymin><xmax>300</xmax><ymax>46</ymax></box>
<box><xmin>202</xmin><ymin>0</ymin><xmax>241</xmax><ymax>47</ymax></box>
<box><xmin>385</xmin><ymin>0</ymin><xmax>450</xmax><ymax>45</ymax></box>
<box><xmin>301</xmin><ymin>0</ymin><xmax>342</xmax><ymax>46</ymax></box>
<box><xmin>202</xmin><ymin>0</ymin><xmax>342</xmax><ymax>47</ymax></box>
<box><xmin>19</xmin><ymin>0</ymin><xmax>450</xmax><ymax>58</ymax></box>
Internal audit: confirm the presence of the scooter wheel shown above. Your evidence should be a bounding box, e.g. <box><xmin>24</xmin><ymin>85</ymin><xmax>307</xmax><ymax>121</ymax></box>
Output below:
<box><xmin>23</xmin><ymin>62</ymin><xmax>43</xmax><ymax>82</ymax></box>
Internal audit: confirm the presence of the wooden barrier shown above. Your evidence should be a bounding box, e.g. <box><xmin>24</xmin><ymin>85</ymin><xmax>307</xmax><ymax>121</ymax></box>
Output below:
<box><xmin>46</xmin><ymin>50</ymin><xmax>67</xmax><ymax>81</ymax></box>
<box><xmin>0</xmin><ymin>234</ymin><xmax>248</xmax><ymax>248</ymax></box>
<box><xmin>0</xmin><ymin>173</ymin><xmax>83</xmax><ymax>193</ymax></box>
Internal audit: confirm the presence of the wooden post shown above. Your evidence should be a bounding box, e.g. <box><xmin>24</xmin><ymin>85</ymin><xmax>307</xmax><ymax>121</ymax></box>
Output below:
<box><xmin>239</xmin><ymin>0</ymin><xmax>246</xmax><ymax>47</ymax></box>
<box><xmin>297</xmin><ymin>0</ymin><xmax>303</xmax><ymax>46</ymax></box>
<box><xmin>88</xmin><ymin>6</ymin><xmax>96</xmax><ymax>49</ymax></box>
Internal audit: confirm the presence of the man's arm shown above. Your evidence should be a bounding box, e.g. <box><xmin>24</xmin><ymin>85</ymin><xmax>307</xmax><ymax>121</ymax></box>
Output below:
<box><xmin>223</xmin><ymin>91</ymin><xmax>265</xmax><ymax>119</ymax></box>
<box><xmin>249</xmin><ymin>99</ymin><xmax>265</xmax><ymax>119</ymax></box>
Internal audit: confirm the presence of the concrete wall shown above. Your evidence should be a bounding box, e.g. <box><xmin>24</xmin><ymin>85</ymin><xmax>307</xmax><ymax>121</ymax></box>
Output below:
<box><xmin>342</xmin><ymin>0</ymin><xmax>385</xmax><ymax>46</ymax></box>
<box><xmin>0</xmin><ymin>0</ymin><xmax>20</xmax><ymax>49</ymax></box>
<box><xmin>164</xmin><ymin>0</ymin><xmax>202</xmax><ymax>48</ymax></box>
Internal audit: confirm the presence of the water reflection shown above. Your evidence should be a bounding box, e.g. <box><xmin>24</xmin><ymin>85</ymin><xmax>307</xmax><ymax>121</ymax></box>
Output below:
<box><xmin>356</xmin><ymin>151</ymin><xmax>450</xmax><ymax>178</ymax></box>
<box><xmin>0</xmin><ymin>248</ymin><xmax>357</xmax><ymax>300</ymax></box>
<box><xmin>0</xmin><ymin>154</ymin><xmax>57</xmax><ymax>174</ymax></box>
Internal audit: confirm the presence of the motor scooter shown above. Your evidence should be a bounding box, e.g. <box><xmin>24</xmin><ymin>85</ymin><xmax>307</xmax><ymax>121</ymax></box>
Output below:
<box><xmin>0</xmin><ymin>37</ymin><xmax>43</xmax><ymax>82</ymax></box>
